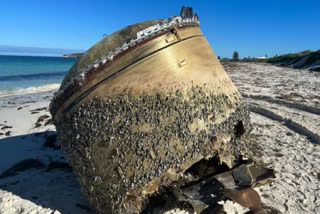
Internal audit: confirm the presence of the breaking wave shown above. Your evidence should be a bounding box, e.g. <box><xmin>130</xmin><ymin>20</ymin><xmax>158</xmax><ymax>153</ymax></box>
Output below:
<box><xmin>0</xmin><ymin>83</ymin><xmax>60</xmax><ymax>97</ymax></box>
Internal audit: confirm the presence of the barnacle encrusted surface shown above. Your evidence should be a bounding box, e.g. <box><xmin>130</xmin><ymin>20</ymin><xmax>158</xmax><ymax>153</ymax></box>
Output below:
<box><xmin>56</xmin><ymin>85</ymin><xmax>251</xmax><ymax>213</ymax></box>
<box><xmin>51</xmin><ymin>7</ymin><xmax>252</xmax><ymax>213</ymax></box>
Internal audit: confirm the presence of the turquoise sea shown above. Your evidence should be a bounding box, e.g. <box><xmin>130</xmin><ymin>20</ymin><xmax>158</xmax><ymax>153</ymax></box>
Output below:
<box><xmin>0</xmin><ymin>55</ymin><xmax>76</xmax><ymax>96</ymax></box>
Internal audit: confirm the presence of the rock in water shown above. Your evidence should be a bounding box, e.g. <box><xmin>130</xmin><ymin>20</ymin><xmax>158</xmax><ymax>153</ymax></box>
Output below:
<box><xmin>50</xmin><ymin>7</ymin><xmax>252</xmax><ymax>214</ymax></box>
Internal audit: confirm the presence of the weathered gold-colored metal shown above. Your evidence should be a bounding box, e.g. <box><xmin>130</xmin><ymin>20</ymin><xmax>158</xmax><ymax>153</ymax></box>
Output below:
<box><xmin>54</xmin><ymin>26</ymin><xmax>238</xmax><ymax>119</ymax></box>
<box><xmin>51</xmin><ymin>21</ymin><xmax>251</xmax><ymax>214</ymax></box>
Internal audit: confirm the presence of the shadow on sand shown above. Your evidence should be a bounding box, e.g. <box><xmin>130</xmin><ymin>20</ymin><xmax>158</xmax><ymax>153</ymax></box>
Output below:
<box><xmin>0</xmin><ymin>132</ymin><xmax>95</xmax><ymax>214</ymax></box>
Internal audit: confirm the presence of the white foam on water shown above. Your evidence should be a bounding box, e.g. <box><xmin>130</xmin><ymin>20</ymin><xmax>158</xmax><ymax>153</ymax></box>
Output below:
<box><xmin>0</xmin><ymin>83</ymin><xmax>60</xmax><ymax>97</ymax></box>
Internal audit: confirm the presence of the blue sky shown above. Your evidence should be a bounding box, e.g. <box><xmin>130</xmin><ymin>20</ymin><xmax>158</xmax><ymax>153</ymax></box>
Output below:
<box><xmin>1</xmin><ymin>0</ymin><xmax>319</xmax><ymax>58</ymax></box>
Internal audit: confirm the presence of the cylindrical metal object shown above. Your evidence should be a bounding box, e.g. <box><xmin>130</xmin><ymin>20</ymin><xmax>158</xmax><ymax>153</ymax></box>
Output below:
<box><xmin>50</xmin><ymin>13</ymin><xmax>251</xmax><ymax>214</ymax></box>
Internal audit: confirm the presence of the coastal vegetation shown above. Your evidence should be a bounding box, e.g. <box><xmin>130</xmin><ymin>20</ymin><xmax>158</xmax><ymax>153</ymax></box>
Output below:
<box><xmin>267</xmin><ymin>49</ymin><xmax>320</xmax><ymax>71</ymax></box>
<box><xmin>221</xmin><ymin>49</ymin><xmax>320</xmax><ymax>71</ymax></box>
<box><xmin>232</xmin><ymin>51</ymin><xmax>239</xmax><ymax>61</ymax></box>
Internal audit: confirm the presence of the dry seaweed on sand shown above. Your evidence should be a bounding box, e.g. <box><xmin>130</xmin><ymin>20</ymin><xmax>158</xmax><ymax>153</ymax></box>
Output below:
<box><xmin>34</xmin><ymin>114</ymin><xmax>51</xmax><ymax>128</ymax></box>
<box><xmin>1</xmin><ymin>125</ymin><xmax>12</xmax><ymax>130</ymax></box>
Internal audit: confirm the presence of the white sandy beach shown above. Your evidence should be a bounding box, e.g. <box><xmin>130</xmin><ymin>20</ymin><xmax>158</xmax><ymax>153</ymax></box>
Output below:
<box><xmin>224</xmin><ymin>62</ymin><xmax>320</xmax><ymax>213</ymax></box>
<box><xmin>0</xmin><ymin>91</ymin><xmax>94</xmax><ymax>214</ymax></box>
<box><xmin>0</xmin><ymin>62</ymin><xmax>319</xmax><ymax>213</ymax></box>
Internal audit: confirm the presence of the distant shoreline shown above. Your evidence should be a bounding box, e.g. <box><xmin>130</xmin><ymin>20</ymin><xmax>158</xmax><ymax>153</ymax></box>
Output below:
<box><xmin>0</xmin><ymin>53</ymin><xmax>83</xmax><ymax>58</ymax></box>
<box><xmin>62</xmin><ymin>53</ymin><xmax>83</xmax><ymax>58</ymax></box>
<box><xmin>0</xmin><ymin>53</ymin><xmax>68</xmax><ymax>58</ymax></box>
<box><xmin>0</xmin><ymin>45</ymin><xmax>84</xmax><ymax>58</ymax></box>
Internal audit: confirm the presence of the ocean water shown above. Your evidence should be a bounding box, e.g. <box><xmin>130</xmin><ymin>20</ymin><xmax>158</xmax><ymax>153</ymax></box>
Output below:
<box><xmin>0</xmin><ymin>55</ymin><xmax>76</xmax><ymax>96</ymax></box>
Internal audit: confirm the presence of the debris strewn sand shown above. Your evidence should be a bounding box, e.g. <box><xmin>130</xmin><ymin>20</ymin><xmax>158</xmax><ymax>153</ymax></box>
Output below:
<box><xmin>0</xmin><ymin>62</ymin><xmax>319</xmax><ymax>213</ymax></box>
<box><xmin>224</xmin><ymin>62</ymin><xmax>320</xmax><ymax>214</ymax></box>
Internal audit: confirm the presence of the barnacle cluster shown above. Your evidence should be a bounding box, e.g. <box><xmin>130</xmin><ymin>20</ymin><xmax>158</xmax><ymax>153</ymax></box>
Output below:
<box><xmin>51</xmin><ymin>6</ymin><xmax>252</xmax><ymax>214</ymax></box>
<box><xmin>56</xmin><ymin>85</ymin><xmax>251</xmax><ymax>213</ymax></box>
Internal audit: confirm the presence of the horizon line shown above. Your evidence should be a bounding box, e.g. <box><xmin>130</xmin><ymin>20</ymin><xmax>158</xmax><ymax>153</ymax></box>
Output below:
<box><xmin>0</xmin><ymin>53</ymin><xmax>79</xmax><ymax>57</ymax></box>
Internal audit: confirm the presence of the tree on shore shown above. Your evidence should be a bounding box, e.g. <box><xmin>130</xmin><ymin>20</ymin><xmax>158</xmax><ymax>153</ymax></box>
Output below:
<box><xmin>232</xmin><ymin>51</ymin><xmax>239</xmax><ymax>61</ymax></box>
